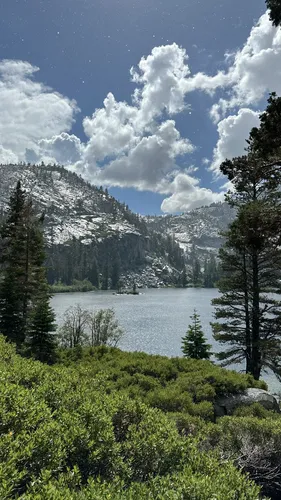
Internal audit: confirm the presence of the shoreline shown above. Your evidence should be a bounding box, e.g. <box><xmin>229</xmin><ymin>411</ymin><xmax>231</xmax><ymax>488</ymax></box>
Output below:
<box><xmin>50</xmin><ymin>285</ymin><xmax>218</xmax><ymax>294</ymax></box>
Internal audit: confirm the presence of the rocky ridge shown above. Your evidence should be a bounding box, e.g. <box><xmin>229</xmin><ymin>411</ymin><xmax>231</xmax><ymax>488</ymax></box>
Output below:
<box><xmin>0</xmin><ymin>163</ymin><xmax>144</xmax><ymax>246</ymax></box>
<box><xmin>145</xmin><ymin>202</ymin><xmax>235</xmax><ymax>258</ymax></box>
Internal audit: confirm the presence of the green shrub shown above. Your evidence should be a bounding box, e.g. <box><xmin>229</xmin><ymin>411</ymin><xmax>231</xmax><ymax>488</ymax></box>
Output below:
<box><xmin>168</xmin><ymin>413</ymin><xmax>208</xmax><ymax>436</ymax></box>
<box><xmin>233</xmin><ymin>402</ymin><xmax>279</xmax><ymax>419</ymax></box>
<box><xmin>21</xmin><ymin>453</ymin><xmax>262</xmax><ymax>500</ymax></box>
<box><xmin>146</xmin><ymin>386</ymin><xmax>194</xmax><ymax>413</ymax></box>
<box><xmin>50</xmin><ymin>280</ymin><xmax>95</xmax><ymax>294</ymax></box>
<box><xmin>0</xmin><ymin>336</ymin><xmax>264</xmax><ymax>499</ymax></box>
<box><xmin>57</xmin><ymin>347</ymin><xmax>266</xmax><ymax>422</ymax></box>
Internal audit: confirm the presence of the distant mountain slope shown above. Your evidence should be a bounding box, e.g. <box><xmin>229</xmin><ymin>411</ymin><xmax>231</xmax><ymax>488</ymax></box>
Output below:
<box><xmin>0</xmin><ymin>164</ymin><xmax>235</xmax><ymax>286</ymax></box>
<box><xmin>145</xmin><ymin>203</ymin><xmax>235</xmax><ymax>256</ymax></box>
<box><xmin>0</xmin><ymin>163</ymin><xmax>147</xmax><ymax>245</ymax></box>
<box><xmin>0</xmin><ymin>164</ymin><xmax>184</xmax><ymax>287</ymax></box>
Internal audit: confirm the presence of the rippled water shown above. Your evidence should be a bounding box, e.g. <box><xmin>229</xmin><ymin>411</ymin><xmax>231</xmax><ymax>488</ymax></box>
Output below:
<box><xmin>51</xmin><ymin>288</ymin><xmax>280</xmax><ymax>393</ymax></box>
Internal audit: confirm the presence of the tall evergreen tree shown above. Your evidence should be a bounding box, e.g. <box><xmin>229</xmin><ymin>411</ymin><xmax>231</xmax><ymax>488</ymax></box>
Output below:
<box><xmin>212</xmin><ymin>95</ymin><xmax>281</xmax><ymax>380</ymax></box>
<box><xmin>0</xmin><ymin>182</ymin><xmax>28</xmax><ymax>347</ymax></box>
<box><xmin>249</xmin><ymin>92</ymin><xmax>281</xmax><ymax>159</ymax></box>
<box><xmin>182</xmin><ymin>310</ymin><xmax>211</xmax><ymax>360</ymax></box>
<box><xmin>192</xmin><ymin>257</ymin><xmax>202</xmax><ymax>286</ymax></box>
<box><xmin>212</xmin><ymin>219</ymin><xmax>255</xmax><ymax>374</ymax></box>
<box><xmin>101</xmin><ymin>262</ymin><xmax>109</xmax><ymax>290</ymax></box>
<box><xmin>212</xmin><ymin>200</ymin><xmax>281</xmax><ymax>379</ymax></box>
<box><xmin>266</xmin><ymin>0</ymin><xmax>281</xmax><ymax>27</ymax></box>
<box><xmin>27</xmin><ymin>295</ymin><xmax>57</xmax><ymax>363</ymax></box>
<box><xmin>0</xmin><ymin>182</ymin><xmax>57</xmax><ymax>358</ymax></box>
<box><xmin>111</xmin><ymin>257</ymin><xmax>120</xmax><ymax>290</ymax></box>
<box><xmin>190</xmin><ymin>243</ymin><xmax>202</xmax><ymax>286</ymax></box>
<box><xmin>25</xmin><ymin>216</ymin><xmax>57</xmax><ymax>362</ymax></box>
<box><xmin>203</xmin><ymin>255</ymin><xmax>219</xmax><ymax>288</ymax></box>
<box><xmin>88</xmin><ymin>258</ymin><xmax>100</xmax><ymax>288</ymax></box>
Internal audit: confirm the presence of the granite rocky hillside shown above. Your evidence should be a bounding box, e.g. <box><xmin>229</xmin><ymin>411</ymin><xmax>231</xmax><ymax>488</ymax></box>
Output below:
<box><xmin>145</xmin><ymin>203</ymin><xmax>235</xmax><ymax>259</ymax></box>
<box><xmin>0</xmin><ymin>164</ymin><xmax>184</xmax><ymax>288</ymax></box>
<box><xmin>0</xmin><ymin>164</ymin><xmax>234</xmax><ymax>287</ymax></box>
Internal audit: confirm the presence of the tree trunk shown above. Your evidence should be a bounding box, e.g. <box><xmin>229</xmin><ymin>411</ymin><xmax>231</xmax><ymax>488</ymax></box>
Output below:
<box><xmin>243</xmin><ymin>251</ymin><xmax>252</xmax><ymax>374</ymax></box>
<box><xmin>21</xmin><ymin>221</ymin><xmax>30</xmax><ymax>346</ymax></box>
<box><xmin>251</xmin><ymin>249</ymin><xmax>261</xmax><ymax>380</ymax></box>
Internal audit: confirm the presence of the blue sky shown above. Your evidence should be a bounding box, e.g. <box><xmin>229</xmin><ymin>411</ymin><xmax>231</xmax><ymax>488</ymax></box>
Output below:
<box><xmin>0</xmin><ymin>0</ymin><xmax>277</xmax><ymax>214</ymax></box>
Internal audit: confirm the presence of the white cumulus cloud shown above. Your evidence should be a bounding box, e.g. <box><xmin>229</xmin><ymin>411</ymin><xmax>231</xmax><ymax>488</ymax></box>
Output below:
<box><xmin>208</xmin><ymin>12</ymin><xmax>281</xmax><ymax>121</ymax></box>
<box><xmin>77</xmin><ymin>44</ymin><xmax>195</xmax><ymax>193</ymax></box>
<box><xmin>94</xmin><ymin>120</ymin><xmax>193</xmax><ymax>191</ymax></box>
<box><xmin>210</xmin><ymin>108</ymin><xmax>260</xmax><ymax>174</ymax></box>
<box><xmin>0</xmin><ymin>60</ymin><xmax>78</xmax><ymax>163</ymax></box>
<box><xmin>165</xmin><ymin>12</ymin><xmax>281</xmax><ymax>123</ymax></box>
<box><xmin>161</xmin><ymin>173</ymin><xmax>224</xmax><ymax>213</ymax></box>
<box><xmin>38</xmin><ymin>133</ymin><xmax>84</xmax><ymax>165</ymax></box>
<box><xmin>131</xmin><ymin>43</ymin><xmax>191</xmax><ymax>124</ymax></box>
<box><xmin>83</xmin><ymin>93</ymin><xmax>138</xmax><ymax>162</ymax></box>
<box><xmin>0</xmin><ymin>146</ymin><xmax>19</xmax><ymax>165</ymax></box>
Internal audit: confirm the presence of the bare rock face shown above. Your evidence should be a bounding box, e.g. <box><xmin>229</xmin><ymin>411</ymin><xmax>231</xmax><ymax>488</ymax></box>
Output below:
<box><xmin>214</xmin><ymin>388</ymin><xmax>280</xmax><ymax>417</ymax></box>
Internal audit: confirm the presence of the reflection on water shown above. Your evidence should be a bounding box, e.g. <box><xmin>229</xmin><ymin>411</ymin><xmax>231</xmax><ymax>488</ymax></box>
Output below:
<box><xmin>51</xmin><ymin>288</ymin><xmax>280</xmax><ymax>394</ymax></box>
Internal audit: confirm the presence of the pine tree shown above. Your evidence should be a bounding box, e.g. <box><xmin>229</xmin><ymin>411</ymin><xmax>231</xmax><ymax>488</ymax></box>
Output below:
<box><xmin>0</xmin><ymin>182</ymin><xmax>57</xmax><ymax>359</ymax></box>
<box><xmin>101</xmin><ymin>262</ymin><xmax>109</xmax><ymax>290</ymax></box>
<box><xmin>181</xmin><ymin>310</ymin><xmax>211</xmax><ymax>360</ymax></box>
<box><xmin>212</xmin><ymin>219</ymin><xmax>254</xmax><ymax>374</ymax></box>
<box><xmin>203</xmin><ymin>255</ymin><xmax>219</xmax><ymax>288</ymax></box>
<box><xmin>249</xmin><ymin>93</ymin><xmax>281</xmax><ymax>160</ymax></box>
<box><xmin>27</xmin><ymin>294</ymin><xmax>57</xmax><ymax>363</ymax></box>
<box><xmin>25</xmin><ymin>217</ymin><xmax>57</xmax><ymax>362</ymax></box>
<box><xmin>192</xmin><ymin>258</ymin><xmax>202</xmax><ymax>286</ymax></box>
<box><xmin>212</xmin><ymin>201</ymin><xmax>281</xmax><ymax>379</ymax></box>
<box><xmin>111</xmin><ymin>257</ymin><xmax>120</xmax><ymax>290</ymax></box>
<box><xmin>212</xmin><ymin>95</ymin><xmax>281</xmax><ymax>380</ymax></box>
<box><xmin>266</xmin><ymin>0</ymin><xmax>281</xmax><ymax>27</ymax></box>
<box><xmin>89</xmin><ymin>258</ymin><xmax>100</xmax><ymax>288</ymax></box>
<box><xmin>0</xmin><ymin>181</ymin><xmax>28</xmax><ymax>347</ymax></box>
<box><xmin>181</xmin><ymin>266</ymin><xmax>188</xmax><ymax>288</ymax></box>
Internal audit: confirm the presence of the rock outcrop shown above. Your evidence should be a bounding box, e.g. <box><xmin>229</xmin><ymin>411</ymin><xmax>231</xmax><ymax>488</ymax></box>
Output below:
<box><xmin>214</xmin><ymin>388</ymin><xmax>280</xmax><ymax>417</ymax></box>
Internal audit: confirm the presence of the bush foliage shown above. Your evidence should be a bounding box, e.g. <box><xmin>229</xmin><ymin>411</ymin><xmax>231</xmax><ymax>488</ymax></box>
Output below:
<box><xmin>50</xmin><ymin>279</ymin><xmax>95</xmax><ymax>293</ymax></box>
<box><xmin>0</xmin><ymin>337</ymin><xmax>266</xmax><ymax>499</ymax></box>
<box><xmin>58</xmin><ymin>345</ymin><xmax>266</xmax><ymax>420</ymax></box>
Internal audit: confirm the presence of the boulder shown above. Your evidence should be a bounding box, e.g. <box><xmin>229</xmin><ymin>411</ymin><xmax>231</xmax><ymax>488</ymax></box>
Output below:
<box><xmin>214</xmin><ymin>388</ymin><xmax>280</xmax><ymax>417</ymax></box>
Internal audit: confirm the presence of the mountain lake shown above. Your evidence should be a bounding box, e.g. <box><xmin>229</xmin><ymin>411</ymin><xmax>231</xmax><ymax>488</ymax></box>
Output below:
<box><xmin>51</xmin><ymin>288</ymin><xmax>281</xmax><ymax>394</ymax></box>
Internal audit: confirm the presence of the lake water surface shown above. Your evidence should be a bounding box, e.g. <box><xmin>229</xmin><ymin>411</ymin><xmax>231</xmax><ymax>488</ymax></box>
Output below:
<box><xmin>51</xmin><ymin>288</ymin><xmax>280</xmax><ymax>393</ymax></box>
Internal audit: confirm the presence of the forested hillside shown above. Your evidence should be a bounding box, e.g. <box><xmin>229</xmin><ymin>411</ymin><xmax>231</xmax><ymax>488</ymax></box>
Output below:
<box><xmin>0</xmin><ymin>164</ymin><xmax>234</xmax><ymax>289</ymax></box>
